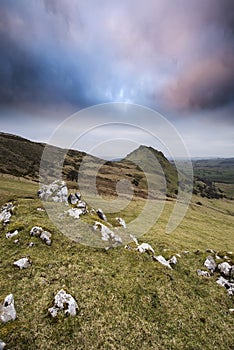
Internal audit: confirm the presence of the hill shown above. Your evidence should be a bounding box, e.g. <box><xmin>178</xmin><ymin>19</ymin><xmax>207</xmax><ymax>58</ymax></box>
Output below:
<box><xmin>0</xmin><ymin>176</ymin><xmax>233</xmax><ymax>349</ymax></box>
<box><xmin>0</xmin><ymin>133</ymin><xmax>178</xmax><ymax>198</ymax></box>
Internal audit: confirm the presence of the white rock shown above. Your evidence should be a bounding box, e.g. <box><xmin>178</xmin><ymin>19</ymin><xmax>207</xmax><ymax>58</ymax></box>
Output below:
<box><xmin>30</xmin><ymin>226</ymin><xmax>43</xmax><ymax>237</ymax></box>
<box><xmin>0</xmin><ymin>294</ymin><xmax>16</xmax><ymax>323</ymax></box>
<box><xmin>229</xmin><ymin>308</ymin><xmax>234</xmax><ymax>313</ymax></box>
<box><xmin>137</xmin><ymin>243</ymin><xmax>155</xmax><ymax>255</ymax></box>
<box><xmin>130</xmin><ymin>234</ymin><xmax>139</xmax><ymax>246</ymax></box>
<box><xmin>28</xmin><ymin>242</ymin><xmax>34</xmax><ymax>247</ymax></box>
<box><xmin>197</xmin><ymin>269</ymin><xmax>210</xmax><ymax>277</ymax></box>
<box><xmin>0</xmin><ymin>209</ymin><xmax>11</xmax><ymax>224</ymax></box>
<box><xmin>6</xmin><ymin>230</ymin><xmax>19</xmax><ymax>239</ymax></box>
<box><xmin>176</xmin><ymin>253</ymin><xmax>181</xmax><ymax>258</ymax></box>
<box><xmin>168</xmin><ymin>256</ymin><xmax>177</xmax><ymax>265</ymax></box>
<box><xmin>40</xmin><ymin>231</ymin><xmax>52</xmax><ymax>246</ymax></box>
<box><xmin>13</xmin><ymin>257</ymin><xmax>32</xmax><ymax>269</ymax></box>
<box><xmin>65</xmin><ymin>208</ymin><xmax>83</xmax><ymax>219</ymax></box>
<box><xmin>14</xmin><ymin>239</ymin><xmax>19</xmax><ymax>244</ymax></box>
<box><xmin>38</xmin><ymin>180</ymin><xmax>68</xmax><ymax>202</ymax></box>
<box><xmin>37</xmin><ymin>207</ymin><xmax>45</xmax><ymax>211</ymax></box>
<box><xmin>68</xmin><ymin>193</ymin><xmax>79</xmax><ymax>205</ymax></box>
<box><xmin>93</xmin><ymin>221</ymin><xmax>122</xmax><ymax>247</ymax></box>
<box><xmin>0</xmin><ymin>340</ymin><xmax>6</xmax><ymax>350</ymax></box>
<box><xmin>116</xmin><ymin>217</ymin><xmax>126</xmax><ymax>229</ymax></box>
<box><xmin>96</xmin><ymin>209</ymin><xmax>107</xmax><ymax>221</ymax></box>
<box><xmin>48</xmin><ymin>289</ymin><xmax>78</xmax><ymax>317</ymax></box>
<box><xmin>204</xmin><ymin>256</ymin><xmax>217</xmax><ymax>273</ymax></box>
<box><xmin>216</xmin><ymin>276</ymin><xmax>234</xmax><ymax>296</ymax></box>
<box><xmin>218</xmin><ymin>262</ymin><xmax>232</xmax><ymax>276</ymax></box>
<box><xmin>154</xmin><ymin>255</ymin><xmax>172</xmax><ymax>269</ymax></box>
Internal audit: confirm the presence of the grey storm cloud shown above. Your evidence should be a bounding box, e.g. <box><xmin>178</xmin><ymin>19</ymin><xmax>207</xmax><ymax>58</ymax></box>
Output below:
<box><xmin>0</xmin><ymin>0</ymin><xmax>233</xmax><ymax>116</ymax></box>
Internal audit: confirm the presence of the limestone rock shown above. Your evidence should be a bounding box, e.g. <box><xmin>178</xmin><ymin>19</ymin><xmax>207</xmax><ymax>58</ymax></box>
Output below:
<box><xmin>6</xmin><ymin>230</ymin><xmax>18</xmax><ymax>239</ymax></box>
<box><xmin>65</xmin><ymin>208</ymin><xmax>83</xmax><ymax>219</ymax></box>
<box><xmin>30</xmin><ymin>226</ymin><xmax>52</xmax><ymax>245</ymax></box>
<box><xmin>40</xmin><ymin>231</ymin><xmax>52</xmax><ymax>246</ymax></box>
<box><xmin>13</xmin><ymin>257</ymin><xmax>32</xmax><ymax>269</ymax></box>
<box><xmin>168</xmin><ymin>256</ymin><xmax>177</xmax><ymax>265</ymax></box>
<box><xmin>218</xmin><ymin>262</ymin><xmax>232</xmax><ymax>277</ymax></box>
<box><xmin>116</xmin><ymin>217</ymin><xmax>126</xmax><ymax>228</ymax></box>
<box><xmin>48</xmin><ymin>289</ymin><xmax>78</xmax><ymax>317</ymax></box>
<box><xmin>197</xmin><ymin>269</ymin><xmax>210</xmax><ymax>277</ymax></box>
<box><xmin>76</xmin><ymin>201</ymin><xmax>87</xmax><ymax>214</ymax></box>
<box><xmin>93</xmin><ymin>221</ymin><xmax>122</xmax><ymax>247</ymax></box>
<box><xmin>96</xmin><ymin>209</ymin><xmax>107</xmax><ymax>221</ymax></box>
<box><xmin>216</xmin><ymin>276</ymin><xmax>234</xmax><ymax>296</ymax></box>
<box><xmin>0</xmin><ymin>294</ymin><xmax>16</xmax><ymax>323</ymax></box>
<box><xmin>68</xmin><ymin>193</ymin><xmax>80</xmax><ymax>205</ymax></box>
<box><xmin>0</xmin><ymin>203</ymin><xmax>14</xmax><ymax>224</ymax></box>
<box><xmin>38</xmin><ymin>180</ymin><xmax>68</xmax><ymax>202</ymax></box>
<box><xmin>0</xmin><ymin>340</ymin><xmax>6</xmax><ymax>350</ymax></box>
<box><xmin>204</xmin><ymin>256</ymin><xmax>217</xmax><ymax>273</ymax></box>
<box><xmin>137</xmin><ymin>243</ymin><xmax>155</xmax><ymax>255</ymax></box>
<box><xmin>153</xmin><ymin>255</ymin><xmax>172</xmax><ymax>269</ymax></box>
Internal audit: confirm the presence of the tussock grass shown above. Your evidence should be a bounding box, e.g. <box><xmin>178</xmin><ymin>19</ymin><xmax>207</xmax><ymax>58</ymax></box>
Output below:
<box><xmin>0</xmin><ymin>177</ymin><xmax>234</xmax><ymax>350</ymax></box>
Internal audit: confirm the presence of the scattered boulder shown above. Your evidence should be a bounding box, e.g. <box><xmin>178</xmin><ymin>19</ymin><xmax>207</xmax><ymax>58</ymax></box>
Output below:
<box><xmin>48</xmin><ymin>289</ymin><xmax>78</xmax><ymax>317</ymax></box>
<box><xmin>93</xmin><ymin>221</ymin><xmax>122</xmax><ymax>247</ymax></box>
<box><xmin>137</xmin><ymin>243</ymin><xmax>155</xmax><ymax>255</ymax></box>
<box><xmin>6</xmin><ymin>230</ymin><xmax>18</xmax><ymax>239</ymax></box>
<box><xmin>30</xmin><ymin>226</ymin><xmax>52</xmax><ymax>245</ymax></box>
<box><xmin>76</xmin><ymin>201</ymin><xmax>87</xmax><ymax>214</ymax></box>
<box><xmin>218</xmin><ymin>262</ymin><xmax>232</xmax><ymax>277</ymax></box>
<box><xmin>0</xmin><ymin>340</ymin><xmax>6</xmax><ymax>350</ymax></box>
<box><xmin>0</xmin><ymin>203</ymin><xmax>14</xmax><ymax>224</ymax></box>
<box><xmin>116</xmin><ymin>217</ymin><xmax>126</xmax><ymax>229</ymax></box>
<box><xmin>197</xmin><ymin>269</ymin><xmax>210</xmax><ymax>277</ymax></box>
<box><xmin>153</xmin><ymin>255</ymin><xmax>172</xmax><ymax>269</ymax></box>
<box><xmin>13</xmin><ymin>257</ymin><xmax>32</xmax><ymax>269</ymax></box>
<box><xmin>38</xmin><ymin>180</ymin><xmax>68</xmax><ymax>202</ymax></box>
<box><xmin>96</xmin><ymin>209</ymin><xmax>107</xmax><ymax>221</ymax></box>
<box><xmin>65</xmin><ymin>208</ymin><xmax>83</xmax><ymax>219</ymax></box>
<box><xmin>0</xmin><ymin>294</ymin><xmax>16</xmax><ymax>323</ymax></box>
<box><xmin>204</xmin><ymin>256</ymin><xmax>217</xmax><ymax>273</ymax></box>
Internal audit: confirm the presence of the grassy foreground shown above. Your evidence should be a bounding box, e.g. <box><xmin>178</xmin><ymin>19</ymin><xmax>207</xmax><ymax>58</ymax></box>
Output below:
<box><xmin>0</xmin><ymin>176</ymin><xmax>234</xmax><ymax>350</ymax></box>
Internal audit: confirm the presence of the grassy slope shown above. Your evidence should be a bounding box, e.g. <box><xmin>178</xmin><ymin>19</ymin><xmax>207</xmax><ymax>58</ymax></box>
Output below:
<box><xmin>0</xmin><ymin>177</ymin><xmax>234</xmax><ymax>350</ymax></box>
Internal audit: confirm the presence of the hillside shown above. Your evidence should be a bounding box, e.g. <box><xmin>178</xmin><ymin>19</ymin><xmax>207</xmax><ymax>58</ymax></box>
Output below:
<box><xmin>0</xmin><ymin>177</ymin><xmax>233</xmax><ymax>349</ymax></box>
<box><xmin>0</xmin><ymin>133</ymin><xmax>178</xmax><ymax>198</ymax></box>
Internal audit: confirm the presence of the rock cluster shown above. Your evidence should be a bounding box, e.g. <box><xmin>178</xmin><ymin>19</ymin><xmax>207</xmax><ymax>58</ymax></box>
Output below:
<box><xmin>38</xmin><ymin>180</ymin><xmax>68</xmax><ymax>202</ymax></box>
<box><xmin>198</xmin><ymin>254</ymin><xmax>234</xmax><ymax>296</ymax></box>
<box><xmin>30</xmin><ymin>226</ymin><xmax>52</xmax><ymax>245</ymax></box>
<box><xmin>48</xmin><ymin>289</ymin><xmax>78</xmax><ymax>317</ymax></box>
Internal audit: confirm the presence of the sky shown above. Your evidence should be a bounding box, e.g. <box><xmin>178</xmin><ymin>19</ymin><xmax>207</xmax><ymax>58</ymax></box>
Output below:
<box><xmin>0</xmin><ymin>0</ymin><xmax>233</xmax><ymax>158</ymax></box>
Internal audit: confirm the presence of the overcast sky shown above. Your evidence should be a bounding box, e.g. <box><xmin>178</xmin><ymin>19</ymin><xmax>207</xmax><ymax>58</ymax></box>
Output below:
<box><xmin>0</xmin><ymin>0</ymin><xmax>233</xmax><ymax>158</ymax></box>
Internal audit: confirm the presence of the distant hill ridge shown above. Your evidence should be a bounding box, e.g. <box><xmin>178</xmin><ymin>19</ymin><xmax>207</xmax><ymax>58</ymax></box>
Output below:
<box><xmin>0</xmin><ymin>132</ymin><xmax>179</xmax><ymax>198</ymax></box>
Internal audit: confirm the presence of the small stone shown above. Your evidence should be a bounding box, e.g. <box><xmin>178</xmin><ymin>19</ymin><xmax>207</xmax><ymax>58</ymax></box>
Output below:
<box><xmin>137</xmin><ymin>243</ymin><xmax>155</xmax><ymax>255</ymax></box>
<box><xmin>28</xmin><ymin>242</ymin><xmax>34</xmax><ymax>247</ymax></box>
<box><xmin>0</xmin><ymin>294</ymin><xmax>16</xmax><ymax>323</ymax></box>
<box><xmin>65</xmin><ymin>208</ymin><xmax>83</xmax><ymax>219</ymax></box>
<box><xmin>6</xmin><ymin>230</ymin><xmax>19</xmax><ymax>239</ymax></box>
<box><xmin>153</xmin><ymin>255</ymin><xmax>172</xmax><ymax>269</ymax></box>
<box><xmin>37</xmin><ymin>207</ymin><xmax>45</xmax><ymax>212</ymax></box>
<box><xmin>30</xmin><ymin>226</ymin><xmax>43</xmax><ymax>237</ymax></box>
<box><xmin>96</xmin><ymin>209</ymin><xmax>107</xmax><ymax>221</ymax></box>
<box><xmin>116</xmin><ymin>217</ymin><xmax>126</xmax><ymax>229</ymax></box>
<box><xmin>0</xmin><ymin>340</ymin><xmax>6</xmax><ymax>350</ymax></box>
<box><xmin>48</xmin><ymin>289</ymin><xmax>78</xmax><ymax>317</ymax></box>
<box><xmin>218</xmin><ymin>262</ymin><xmax>232</xmax><ymax>277</ymax></box>
<box><xmin>14</xmin><ymin>239</ymin><xmax>19</xmax><ymax>244</ymax></box>
<box><xmin>197</xmin><ymin>269</ymin><xmax>210</xmax><ymax>277</ymax></box>
<box><xmin>40</xmin><ymin>231</ymin><xmax>52</xmax><ymax>246</ymax></box>
<box><xmin>204</xmin><ymin>256</ymin><xmax>217</xmax><ymax>273</ymax></box>
<box><xmin>229</xmin><ymin>308</ymin><xmax>234</xmax><ymax>313</ymax></box>
<box><xmin>13</xmin><ymin>257</ymin><xmax>32</xmax><ymax>269</ymax></box>
<box><xmin>168</xmin><ymin>256</ymin><xmax>177</xmax><ymax>265</ymax></box>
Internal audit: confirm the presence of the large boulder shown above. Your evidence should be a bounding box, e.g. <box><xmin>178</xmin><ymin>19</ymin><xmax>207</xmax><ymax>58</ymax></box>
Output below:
<box><xmin>0</xmin><ymin>294</ymin><xmax>16</xmax><ymax>323</ymax></box>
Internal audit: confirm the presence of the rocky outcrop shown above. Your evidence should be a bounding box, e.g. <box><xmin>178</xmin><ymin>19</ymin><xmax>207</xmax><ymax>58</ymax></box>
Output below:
<box><xmin>93</xmin><ymin>221</ymin><xmax>122</xmax><ymax>247</ymax></box>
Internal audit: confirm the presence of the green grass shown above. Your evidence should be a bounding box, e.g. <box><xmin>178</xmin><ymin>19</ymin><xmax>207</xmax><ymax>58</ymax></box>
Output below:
<box><xmin>0</xmin><ymin>177</ymin><xmax>234</xmax><ymax>350</ymax></box>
